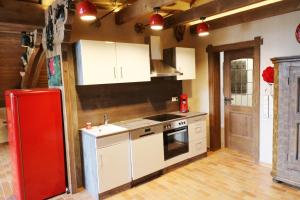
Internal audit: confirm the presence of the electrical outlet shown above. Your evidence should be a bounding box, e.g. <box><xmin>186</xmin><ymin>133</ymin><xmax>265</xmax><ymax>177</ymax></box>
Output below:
<box><xmin>172</xmin><ymin>97</ymin><xmax>179</xmax><ymax>102</ymax></box>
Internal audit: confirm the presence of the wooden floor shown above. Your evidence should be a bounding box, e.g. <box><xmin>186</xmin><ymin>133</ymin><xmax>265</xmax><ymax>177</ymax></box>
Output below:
<box><xmin>1</xmin><ymin>144</ymin><xmax>300</xmax><ymax>200</ymax></box>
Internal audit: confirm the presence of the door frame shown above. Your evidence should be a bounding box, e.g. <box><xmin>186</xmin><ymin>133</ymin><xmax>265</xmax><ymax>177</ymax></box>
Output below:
<box><xmin>206</xmin><ymin>37</ymin><xmax>262</xmax><ymax>162</ymax></box>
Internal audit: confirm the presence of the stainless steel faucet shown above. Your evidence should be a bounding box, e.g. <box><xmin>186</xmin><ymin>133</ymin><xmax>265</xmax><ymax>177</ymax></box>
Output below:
<box><xmin>104</xmin><ymin>114</ymin><xmax>109</xmax><ymax>125</ymax></box>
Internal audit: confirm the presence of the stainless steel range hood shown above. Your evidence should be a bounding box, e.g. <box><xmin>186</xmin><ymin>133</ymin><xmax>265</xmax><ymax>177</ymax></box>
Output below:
<box><xmin>146</xmin><ymin>36</ymin><xmax>182</xmax><ymax>77</ymax></box>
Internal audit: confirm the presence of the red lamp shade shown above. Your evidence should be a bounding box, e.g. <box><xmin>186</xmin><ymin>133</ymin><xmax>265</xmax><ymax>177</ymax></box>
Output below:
<box><xmin>262</xmin><ymin>66</ymin><xmax>274</xmax><ymax>84</ymax></box>
<box><xmin>77</xmin><ymin>0</ymin><xmax>97</xmax><ymax>21</ymax></box>
<box><xmin>197</xmin><ymin>22</ymin><xmax>209</xmax><ymax>37</ymax></box>
<box><xmin>150</xmin><ymin>13</ymin><xmax>164</xmax><ymax>30</ymax></box>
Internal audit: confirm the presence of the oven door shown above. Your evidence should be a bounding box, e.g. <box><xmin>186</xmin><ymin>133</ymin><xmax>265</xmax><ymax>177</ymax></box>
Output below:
<box><xmin>163</xmin><ymin>126</ymin><xmax>189</xmax><ymax>160</ymax></box>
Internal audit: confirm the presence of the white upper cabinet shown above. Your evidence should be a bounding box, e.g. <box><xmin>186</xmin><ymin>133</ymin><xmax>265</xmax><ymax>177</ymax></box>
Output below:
<box><xmin>175</xmin><ymin>47</ymin><xmax>196</xmax><ymax>80</ymax></box>
<box><xmin>116</xmin><ymin>43</ymin><xmax>151</xmax><ymax>83</ymax></box>
<box><xmin>76</xmin><ymin>40</ymin><xmax>117</xmax><ymax>85</ymax></box>
<box><xmin>76</xmin><ymin>40</ymin><xmax>150</xmax><ymax>85</ymax></box>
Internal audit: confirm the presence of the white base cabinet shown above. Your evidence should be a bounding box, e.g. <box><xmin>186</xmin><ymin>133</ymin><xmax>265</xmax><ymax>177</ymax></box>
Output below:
<box><xmin>188</xmin><ymin>116</ymin><xmax>207</xmax><ymax>158</ymax></box>
<box><xmin>97</xmin><ymin>140</ymin><xmax>131</xmax><ymax>193</ymax></box>
<box><xmin>81</xmin><ymin>132</ymin><xmax>131</xmax><ymax>200</ymax></box>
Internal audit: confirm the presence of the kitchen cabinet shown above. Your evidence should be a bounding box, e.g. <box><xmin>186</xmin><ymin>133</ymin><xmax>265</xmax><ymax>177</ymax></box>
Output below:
<box><xmin>116</xmin><ymin>43</ymin><xmax>151</xmax><ymax>83</ymax></box>
<box><xmin>272</xmin><ymin>56</ymin><xmax>300</xmax><ymax>187</ymax></box>
<box><xmin>81</xmin><ymin>132</ymin><xmax>131</xmax><ymax>200</ymax></box>
<box><xmin>188</xmin><ymin>116</ymin><xmax>207</xmax><ymax>158</ymax></box>
<box><xmin>164</xmin><ymin>47</ymin><xmax>196</xmax><ymax>80</ymax></box>
<box><xmin>75</xmin><ymin>40</ymin><xmax>150</xmax><ymax>85</ymax></box>
<box><xmin>176</xmin><ymin>47</ymin><xmax>196</xmax><ymax>80</ymax></box>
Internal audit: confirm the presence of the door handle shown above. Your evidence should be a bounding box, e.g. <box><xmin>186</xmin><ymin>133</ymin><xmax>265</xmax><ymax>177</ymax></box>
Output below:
<box><xmin>224</xmin><ymin>97</ymin><xmax>234</xmax><ymax>105</ymax></box>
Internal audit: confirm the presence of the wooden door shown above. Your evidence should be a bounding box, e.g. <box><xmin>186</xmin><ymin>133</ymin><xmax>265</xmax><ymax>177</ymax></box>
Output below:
<box><xmin>224</xmin><ymin>48</ymin><xmax>259</xmax><ymax>158</ymax></box>
<box><xmin>287</xmin><ymin>66</ymin><xmax>300</xmax><ymax>171</ymax></box>
<box><xmin>116</xmin><ymin>43</ymin><xmax>151</xmax><ymax>83</ymax></box>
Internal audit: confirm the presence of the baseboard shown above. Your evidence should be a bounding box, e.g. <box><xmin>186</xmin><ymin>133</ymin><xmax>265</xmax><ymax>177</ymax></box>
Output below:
<box><xmin>131</xmin><ymin>170</ymin><xmax>163</xmax><ymax>187</ymax></box>
<box><xmin>163</xmin><ymin>152</ymin><xmax>208</xmax><ymax>174</ymax></box>
<box><xmin>99</xmin><ymin>182</ymin><xmax>131</xmax><ymax>200</ymax></box>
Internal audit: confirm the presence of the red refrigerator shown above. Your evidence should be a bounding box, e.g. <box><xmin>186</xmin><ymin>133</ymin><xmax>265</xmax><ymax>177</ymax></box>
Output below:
<box><xmin>5</xmin><ymin>89</ymin><xmax>66</xmax><ymax>200</ymax></box>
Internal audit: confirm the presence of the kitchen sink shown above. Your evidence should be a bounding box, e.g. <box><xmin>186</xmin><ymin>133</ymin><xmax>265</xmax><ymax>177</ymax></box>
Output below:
<box><xmin>97</xmin><ymin>124</ymin><xmax>128</xmax><ymax>136</ymax></box>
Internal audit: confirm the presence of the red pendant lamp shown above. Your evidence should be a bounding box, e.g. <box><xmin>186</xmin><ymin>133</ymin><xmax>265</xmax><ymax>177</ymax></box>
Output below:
<box><xmin>150</xmin><ymin>7</ymin><xmax>163</xmax><ymax>31</ymax></box>
<box><xmin>197</xmin><ymin>17</ymin><xmax>209</xmax><ymax>37</ymax></box>
<box><xmin>77</xmin><ymin>0</ymin><xmax>97</xmax><ymax>21</ymax></box>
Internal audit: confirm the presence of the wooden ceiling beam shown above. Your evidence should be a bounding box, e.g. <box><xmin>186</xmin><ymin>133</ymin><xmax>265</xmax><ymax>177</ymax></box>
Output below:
<box><xmin>115</xmin><ymin>0</ymin><xmax>176</xmax><ymax>25</ymax></box>
<box><xmin>190</xmin><ymin>0</ymin><xmax>300</xmax><ymax>34</ymax></box>
<box><xmin>0</xmin><ymin>0</ymin><xmax>45</xmax><ymax>27</ymax></box>
<box><xmin>163</xmin><ymin>0</ymin><xmax>266</xmax><ymax>29</ymax></box>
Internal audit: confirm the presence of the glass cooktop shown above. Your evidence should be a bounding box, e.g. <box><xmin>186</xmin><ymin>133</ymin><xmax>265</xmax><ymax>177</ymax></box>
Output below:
<box><xmin>144</xmin><ymin>114</ymin><xmax>183</xmax><ymax>122</ymax></box>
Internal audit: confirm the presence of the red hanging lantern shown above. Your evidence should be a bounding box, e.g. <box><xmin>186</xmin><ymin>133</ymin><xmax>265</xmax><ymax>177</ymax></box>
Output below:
<box><xmin>197</xmin><ymin>17</ymin><xmax>209</xmax><ymax>37</ymax></box>
<box><xmin>150</xmin><ymin>8</ymin><xmax>163</xmax><ymax>30</ymax></box>
<box><xmin>262</xmin><ymin>66</ymin><xmax>274</xmax><ymax>84</ymax></box>
<box><xmin>77</xmin><ymin>0</ymin><xmax>97</xmax><ymax>21</ymax></box>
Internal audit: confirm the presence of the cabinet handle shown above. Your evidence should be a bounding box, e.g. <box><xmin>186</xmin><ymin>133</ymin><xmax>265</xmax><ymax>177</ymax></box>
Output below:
<box><xmin>121</xmin><ymin>67</ymin><xmax>123</xmax><ymax>78</ymax></box>
<box><xmin>114</xmin><ymin>67</ymin><xmax>116</xmax><ymax>78</ymax></box>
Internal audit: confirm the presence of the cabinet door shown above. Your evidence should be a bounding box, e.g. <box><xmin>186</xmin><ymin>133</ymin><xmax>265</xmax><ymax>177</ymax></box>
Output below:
<box><xmin>190</xmin><ymin>140</ymin><xmax>207</xmax><ymax>158</ymax></box>
<box><xmin>176</xmin><ymin>47</ymin><xmax>196</xmax><ymax>80</ymax></box>
<box><xmin>97</xmin><ymin>141</ymin><xmax>131</xmax><ymax>193</ymax></box>
<box><xmin>76</xmin><ymin>40</ymin><xmax>117</xmax><ymax>85</ymax></box>
<box><xmin>131</xmin><ymin>133</ymin><xmax>164</xmax><ymax>180</ymax></box>
<box><xmin>287</xmin><ymin>67</ymin><xmax>300</xmax><ymax>171</ymax></box>
<box><xmin>116</xmin><ymin>43</ymin><xmax>151</xmax><ymax>83</ymax></box>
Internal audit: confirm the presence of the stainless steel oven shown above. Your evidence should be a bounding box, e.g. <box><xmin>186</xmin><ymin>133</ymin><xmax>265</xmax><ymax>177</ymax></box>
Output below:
<box><xmin>163</xmin><ymin>119</ymin><xmax>189</xmax><ymax>160</ymax></box>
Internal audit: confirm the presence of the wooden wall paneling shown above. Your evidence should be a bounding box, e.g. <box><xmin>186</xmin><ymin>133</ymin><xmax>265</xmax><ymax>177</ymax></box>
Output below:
<box><xmin>61</xmin><ymin>43</ymin><xmax>81</xmax><ymax>192</ymax></box>
<box><xmin>189</xmin><ymin>0</ymin><xmax>300</xmax><ymax>34</ymax></box>
<box><xmin>0</xmin><ymin>0</ymin><xmax>45</xmax><ymax>27</ymax></box>
<box><xmin>206</xmin><ymin>45</ymin><xmax>221</xmax><ymax>151</ymax></box>
<box><xmin>76</xmin><ymin>78</ymin><xmax>182</xmax><ymax>128</ymax></box>
<box><xmin>0</xmin><ymin>32</ymin><xmax>24</xmax><ymax>107</ymax></box>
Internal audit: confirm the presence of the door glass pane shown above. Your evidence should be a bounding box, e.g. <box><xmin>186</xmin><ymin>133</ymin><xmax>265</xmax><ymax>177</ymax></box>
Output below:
<box><xmin>231</xmin><ymin>58</ymin><xmax>253</xmax><ymax>107</ymax></box>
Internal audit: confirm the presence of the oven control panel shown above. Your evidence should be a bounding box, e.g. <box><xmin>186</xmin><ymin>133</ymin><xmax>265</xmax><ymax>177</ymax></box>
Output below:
<box><xmin>163</xmin><ymin>119</ymin><xmax>187</xmax><ymax>131</ymax></box>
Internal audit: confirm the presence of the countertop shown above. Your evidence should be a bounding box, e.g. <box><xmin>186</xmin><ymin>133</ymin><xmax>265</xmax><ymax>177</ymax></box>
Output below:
<box><xmin>81</xmin><ymin>111</ymin><xmax>207</xmax><ymax>138</ymax></box>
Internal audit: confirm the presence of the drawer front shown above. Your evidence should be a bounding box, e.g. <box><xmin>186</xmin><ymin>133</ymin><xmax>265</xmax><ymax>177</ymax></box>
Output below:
<box><xmin>187</xmin><ymin>115</ymin><xmax>206</xmax><ymax>124</ymax></box>
<box><xmin>189</xmin><ymin>121</ymin><xmax>206</xmax><ymax>142</ymax></box>
<box><xmin>189</xmin><ymin>139</ymin><xmax>207</xmax><ymax>158</ymax></box>
<box><xmin>97</xmin><ymin>132</ymin><xmax>129</xmax><ymax>148</ymax></box>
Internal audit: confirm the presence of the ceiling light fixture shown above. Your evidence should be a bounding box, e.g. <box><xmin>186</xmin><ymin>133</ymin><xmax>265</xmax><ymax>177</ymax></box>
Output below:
<box><xmin>77</xmin><ymin>0</ymin><xmax>97</xmax><ymax>21</ymax></box>
<box><xmin>197</xmin><ymin>17</ymin><xmax>209</xmax><ymax>37</ymax></box>
<box><xmin>150</xmin><ymin>7</ymin><xmax>164</xmax><ymax>31</ymax></box>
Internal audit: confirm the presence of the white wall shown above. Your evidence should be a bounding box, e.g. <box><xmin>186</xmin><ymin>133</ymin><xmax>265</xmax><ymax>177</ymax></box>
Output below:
<box><xmin>186</xmin><ymin>11</ymin><xmax>300</xmax><ymax>164</ymax></box>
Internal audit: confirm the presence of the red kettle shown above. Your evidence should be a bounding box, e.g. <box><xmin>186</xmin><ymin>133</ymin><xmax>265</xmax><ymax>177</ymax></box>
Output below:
<box><xmin>180</xmin><ymin>94</ymin><xmax>189</xmax><ymax>113</ymax></box>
